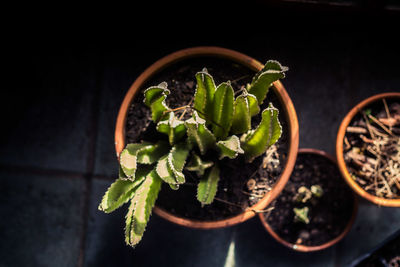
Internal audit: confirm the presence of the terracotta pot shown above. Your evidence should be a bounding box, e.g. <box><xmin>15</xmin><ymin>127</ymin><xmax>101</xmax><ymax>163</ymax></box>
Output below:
<box><xmin>336</xmin><ymin>92</ymin><xmax>400</xmax><ymax>207</ymax></box>
<box><xmin>115</xmin><ymin>46</ymin><xmax>299</xmax><ymax>229</ymax></box>
<box><xmin>259</xmin><ymin>148</ymin><xmax>358</xmax><ymax>252</ymax></box>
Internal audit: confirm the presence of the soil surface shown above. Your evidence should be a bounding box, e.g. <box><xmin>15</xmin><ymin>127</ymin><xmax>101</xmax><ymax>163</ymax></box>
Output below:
<box><xmin>264</xmin><ymin>153</ymin><xmax>354</xmax><ymax>247</ymax></box>
<box><xmin>125</xmin><ymin>57</ymin><xmax>289</xmax><ymax>221</ymax></box>
<box><xmin>343</xmin><ymin>99</ymin><xmax>400</xmax><ymax>199</ymax></box>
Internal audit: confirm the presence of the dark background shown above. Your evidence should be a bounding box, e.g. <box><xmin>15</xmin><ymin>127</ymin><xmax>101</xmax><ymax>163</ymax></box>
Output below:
<box><xmin>1</xmin><ymin>1</ymin><xmax>400</xmax><ymax>266</ymax></box>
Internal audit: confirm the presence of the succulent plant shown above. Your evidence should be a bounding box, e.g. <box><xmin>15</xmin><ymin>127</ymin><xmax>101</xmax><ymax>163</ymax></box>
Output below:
<box><xmin>99</xmin><ymin>60</ymin><xmax>288</xmax><ymax>247</ymax></box>
<box><xmin>292</xmin><ymin>184</ymin><xmax>324</xmax><ymax>224</ymax></box>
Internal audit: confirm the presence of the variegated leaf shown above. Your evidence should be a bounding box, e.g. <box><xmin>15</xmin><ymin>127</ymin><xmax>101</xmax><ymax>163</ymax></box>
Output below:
<box><xmin>120</xmin><ymin>143</ymin><xmax>152</xmax><ymax>180</ymax></box>
<box><xmin>120</xmin><ymin>142</ymin><xmax>169</xmax><ymax>180</ymax></box>
<box><xmin>156</xmin><ymin>112</ymin><xmax>186</xmax><ymax>145</ymax></box>
<box><xmin>185</xmin><ymin>111</ymin><xmax>216</xmax><ymax>155</ymax></box>
<box><xmin>125</xmin><ymin>170</ymin><xmax>162</xmax><ymax>246</ymax></box>
<box><xmin>99</xmin><ymin>167</ymin><xmax>151</xmax><ymax>213</ymax></box>
<box><xmin>143</xmin><ymin>82</ymin><xmax>170</xmax><ymax>122</ymax></box>
<box><xmin>185</xmin><ymin>153</ymin><xmax>214</xmax><ymax>176</ymax></box>
<box><xmin>197</xmin><ymin>164</ymin><xmax>220</xmax><ymax>206</ymax></box>
<box><xmin>155</xmin><ymin>143</ymin><xmax>190</xmax><ymax>185</ymax></box>
<box><xmin>217</xmin><ymin>135</ymin><xmax>244</xmax><ymax>159</ymax></box>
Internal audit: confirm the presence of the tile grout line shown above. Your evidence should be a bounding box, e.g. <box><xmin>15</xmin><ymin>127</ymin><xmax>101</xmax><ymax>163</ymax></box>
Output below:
<box><xmin>77</xmin><ymin>57</ymin><xmax>103</xmax><ymax>267</ymax></box>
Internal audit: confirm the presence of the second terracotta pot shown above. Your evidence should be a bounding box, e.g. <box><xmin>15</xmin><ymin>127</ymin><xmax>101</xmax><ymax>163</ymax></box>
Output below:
<box><xmin>259</xmin><ymin>148</ymin><xmax>358</xmax><ymax>252</ymax></box>
<box><xmin>336</xmin><ymin>92</ymin><xmax>400</xmax><ymax>207</ymax></box>
<box><xmin>115</xmin><ymin>46</ymin><xmax>299</xmax><ymax>229</ymax></box>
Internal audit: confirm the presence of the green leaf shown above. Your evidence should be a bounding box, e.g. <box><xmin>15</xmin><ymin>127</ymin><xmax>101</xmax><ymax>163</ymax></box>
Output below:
<box><xmin>217</xmin><ymin>135</ymin><xmax>244</xmax><ymax>159</ymax></box>
<box><xmin>155</xmin><ymin>143</ymin><xmax>190</xmax><ymax>185</ymax></box>
<box><xmin>185</xmin><ymin>153</ymin><xmax>214</xmax><ymax>176</ymax></box>
<box><xmin>185</xmin><ymin>111</ymin><xmax>216</xmax><ymax>155</ymax></box>
<box><xmin>248</xmin><ymin>60</ymin><xmax>288</xmax><ymax>105</ymax></box>
<box><xmin>197</xmin><ymin>164</ymin><xmax>220</xmax><ymax>206</ymax></box>
<box><xmin>263</xmin><ymin>60</ymin><xmax>289</xmax><ymax>72</ymax></box>
<box><xmin>248</xmin><ymin>93</ymin><xmax>260</xmax><ymax>117</ymax></box>
<box><xmin>125</xmin><ymin>170</ymin><xmax>162</xmax><ymax>246</ymax></box>
<box><xmin>136</xmin><ymin>141</ymin><xmax>170</xmax><ymax>165</ymax></box>
<box><xmin>311</xmin><ymin>185</ymin><xmax>324</xmax><ymax>197</ymax></box>
<box><xmin>251</xmin><ymin>60</ymin><xmax>288</xmax><ymax>85</ymax></box>
<box><xmin>194</xmin><ymin>68</ymin><xmax>216</xmax><ymax>120</ymax></box>
<box><xmin>248</xmin><ymin>71</ymin><xmax>285</xmax><ymax>105</ymax></box>
<box><xmin>143</xmin><ymin>82</ymin><xmax>170</xmax><ymax>122</ymax></box>
<box><xmin>120</xmin><ymin>142</ymin><xmax>168</xmax><ymax>180</ymax></box>
<box><xmin>168</xmin><ymin>142</ymin><xmax>190</xmax><ymax>184</ymax></box>
<box><xmin>98</xmin><ymin>167</ymin><xmax>151</xmax><ymax>213</ymax></box>
<box><xmin>231</xmin><ymin>94</ymin><xmax>251</xmax><ymax>134</ymax></box>
<box><xmin>120</xmin><ymin>143</ymin><xmax>152</xmax><ymax>180</ymax></box>
<box><xmin>155</xmin><ymin>155</ymin><xmax>176</xmax><ymax>184</ymax></box>
<box><xmin>212</xmin><ymin>82</ymin><xmax>234</xmax><ymax>139</ymax></box>
<box><xmin>241</xmin><ymin>103</ymin><xmax>282</xmax><ymax>162</ymax></box>
<box><xmin>156</xmin><ymin>112</ymin><xmax>186</xmax><ymax>145</ymax></box>
<box><xmin>293</xmin><ymin>207</ymin><xmax>310</xmax><ymax>224</ymax></box>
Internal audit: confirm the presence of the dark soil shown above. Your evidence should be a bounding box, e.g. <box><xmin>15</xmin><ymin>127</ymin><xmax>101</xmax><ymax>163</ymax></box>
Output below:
<box><xmin>343</xmin><ymin>99</ymin><xmax>400</xmax><ymax>199</ymax></box>
<box><xmin>264</xmin><ymin>153</ymin><xmax>354</xmax><ymax>247</ymax></box>
<box><xmin>125</xmin><ymin>57</ymin><xmax>289</xmax><ymax>221</ymax></box>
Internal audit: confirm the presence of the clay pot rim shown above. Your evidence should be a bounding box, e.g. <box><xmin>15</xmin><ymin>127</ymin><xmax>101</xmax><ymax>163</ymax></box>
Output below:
<box><xmin>336</xmin><ymin>92</ymin><xmax>400</xmax><ymax>207</ymax></box>
<box><xmin>259</xmin><ymin>148</ymin><xmax>358</xmax><ymax>252</ymax></box>
<box><xmin>114</xmin><ymin>46</ymin><xmax>299</xmax><ymax>229</ymax></box>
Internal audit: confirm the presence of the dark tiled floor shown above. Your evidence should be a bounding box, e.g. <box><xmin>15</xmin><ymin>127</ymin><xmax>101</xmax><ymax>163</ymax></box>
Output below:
<box><xmin>1</xmin><ymin>6</ymin><xmax>400</xmax><ymax>267</ymax></box>
<box><xmin>0</xmin><ymin>171</ymin><xmax>85</xmax><ymax>267</ymax></box>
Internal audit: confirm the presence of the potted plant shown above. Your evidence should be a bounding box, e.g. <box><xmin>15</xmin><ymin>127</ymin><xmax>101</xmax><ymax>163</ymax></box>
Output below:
<box><xmin>336</xmin><ymin>92</ymin><xmax>400</xmax><ymax>207</ymax></box>
<box><xmin>100</xmin><ymin>47</ymin><xmax>299</xmax><ymax>247</ymax></box>
<box><xmin>259</xmin><ymin>148</ymin><xmax>357</xmax><ymax>252</ymax></box>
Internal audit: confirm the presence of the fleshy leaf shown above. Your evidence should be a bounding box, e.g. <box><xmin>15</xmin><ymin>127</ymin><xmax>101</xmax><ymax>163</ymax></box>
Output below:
<box><xmin>217</xmin><ymin>135</ymin><xmax>244</xmax><ymax>159</ymax></box>
<box><xmin>120</xmin><ymin>143</ymin><xmax>152</xmax><ymax>180</ymax></box>
<box><xmin>99</xmin><ymin>167</ymin><xmax>151</xmax><ymax>213</ymax></box>
<box><xmin>155</xmin><ymin>143</ymin><xmax>190</xmax><ymax>185</ymax></box>
<box><xmin>194</xmin><ymin>68</ymin><xmax>216</xmax><ymax>120</ymax></box>
<box><xmin>185</xmin><ymin>111</ymin><xmax>216</xmax><ymax>155</ymax></box>
<box><xmin>248</xmin><ymin>61</ymin><xmax>288</xmax><ymax>105</ymax></box>
<box><xmin>250</xmin><ymin>60</ymin><xmax>288</xmax><ymax>86</ymax></box>
<box><xmin>143</xmin><ymin>82</ymin><xmax>170</xmax><ymax>122</ymax></box>
<box><xmin>248</xmin><ymin>93</ymin><xmax>260</xmax><ymax>117</ymax></box>
<box><xmin>155</xmin><ymin>155</ymin><xmax>176</xmax><ymax>184</ymax></box>
<box><xmin>293</xmin><ymin>207</ymin><xmax>310</xmax><ymax>224</ymax></box>
<box><xmin>167</xmin><ymin>143</ymin><xmax>190</xmax><ymax>184</ymax></box>
<box><xmin>231</xmin><ymin>94</ymin><xmax>251</xmax><ymax>134</ymax></box>
<box><xmin>241</xmin><ymin>103</ymin><xmax>282</xmax><ymax>162</ymax></box>
<box><xmin>212</xmin><ymin>82</ymin><xmax>234</xmax><ymax>139</ymax></box>
<box><xmin>197</xmin><ymin>164</ymin><xmax>220</xmax><ymax>206</ymax></box>
<box><xmin>125</xmin><ymin>170</ymin><xmax>162</xmax><ymax>246</ymax></box>
<box><xmin>136</xmin><ymin>141</ymin><xmax>170</xmax><ymax>165</ymax></box>
<box><xmin>185</xmin><ymin>153</ymin><xmax>214</xmax><ymax>176</ymax></box>
<box><xmin>156</xmin><ymin>112</ymin><xmax>186</xmax><ymax>145</ymax></box>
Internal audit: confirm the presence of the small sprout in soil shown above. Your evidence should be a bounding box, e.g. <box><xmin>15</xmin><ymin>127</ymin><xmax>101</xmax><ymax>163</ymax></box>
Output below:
<box><xmin>293</xmin><ymin>207</ymin><xmax>310</xmax><ymax>224</ymax></box>
<box><xmin>99</xmin><ymin>60</ymin><xmax>288</xmax><ymax>247</ymax></box>
<box><xmin>311</xmin><ymin>185</ymin><xmax>324</xmax><ymax>198</ymax></box>
<box><xmin>292</xmin><ymin>184</ymin><xmax>323</xmax><ymax>224</ymax></box>
<box><xmin>294</xmin><ymin>186</ymin><xmax>312</xmax><ymax>203</ymax></box>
